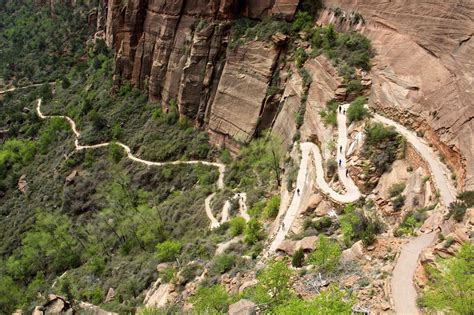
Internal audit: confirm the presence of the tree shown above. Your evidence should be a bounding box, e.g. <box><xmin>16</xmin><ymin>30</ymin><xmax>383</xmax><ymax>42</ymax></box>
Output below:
<box><xmin>244</xmin><ymin>219</ymin><xmax>264</xmax><ymax>245</ymax></box>
<box><xmin>229</xmin><ymin>217</ymin><xmax>246</xmax><ymax>237</ymax></box>
<box><xmin>254</xmin><ymin>260</ymin><xmax>294</xmax><ymax>307</ymax></box>
<box><xmin>191</xmin><ymin>285</ymin><xmax>231</xmax><ymax>314</ymax></box>
<box><xmin>0</xmin><ymin>274</ymin><xmax>21</xmax><ymax>314</ymax></box>
<box><xmin>347</xmin><ymin>96</ymin><xmax>368</xmax><ymax>123</ymax></box>
<box><xmin>309</xmin><ymin>235</ymin><xmax>341</xmax><ymax>272</ymax></box>
<box><xmin>273</xmin><ymin>285</ymin><xmax>354</xmax><ymax>314</ymax></box>
<box><xmin>264</xmin><ymin>195</ymin><xmax>281</xmax><ymax>218</ymax></box>
<box><xmin>156</xmin><ymin>240</ymin><xmax>182</xmax><ymax>262</ymax></box>
<box><xmin>420</xmin><ymin>243</ymin><xmax>474</xmax><ymax>314</ymax></box>
<box><xmin>292</xmin><ymin>248</ymin><xmax>305</xmax><ymax>268</ymax></box>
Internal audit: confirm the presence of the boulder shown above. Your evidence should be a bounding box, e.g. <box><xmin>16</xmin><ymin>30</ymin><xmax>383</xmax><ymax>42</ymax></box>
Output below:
<box><xmin>18</xmin><ymin>174</ymin><xmax>27</xmax><ymax>194</ymax></box>
<box><xmin>65</xmin><ymin>170</ymin><xmax>78</xmax><ymax>184</ymax></box>
<box><xmin>341</xmin><ymin>240</ymin><xmax>364</xmax><ymax>263</ymax></box>
<box><xmin>228</xmin><ymin>299</ymin><xmax>256</xmax><ymax>315</ymax></box>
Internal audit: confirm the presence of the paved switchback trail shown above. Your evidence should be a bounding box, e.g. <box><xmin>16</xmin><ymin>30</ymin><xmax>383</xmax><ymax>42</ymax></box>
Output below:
<box><xmin>268</xmin><ymin>104</ymin><xmax>361</xmax><ymax>253</ymax></box>
<box><xmin>373</xmin><ymin>113</ymin><xmax>457</xmax><ymax>315</ymax></box>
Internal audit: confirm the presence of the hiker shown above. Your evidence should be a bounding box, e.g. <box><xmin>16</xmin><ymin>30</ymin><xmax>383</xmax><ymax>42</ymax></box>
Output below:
<box><xmin>345</xmin><ymin>169</ymin><xmax>349</xmax><ymax>177</ymax></box>
<box><xmin>338</xmin><ymin>106</ymin><xmax>341</xmax><ymax>113</ymax></box>
<box><xmin>340</xmin><ymin>145</ymin><xmax>342</xmax><ymax>153</ymax></box>
<box><xmin>297</xmin><ymin>188</ymin><xmax>300</xmax><ymax>195</ymax></box>
<box><xmin>339</xmin><ymin>159</ymin><xmax>342</xmax><ymax>166</ymax></box>
<box><xmin>343</xmin><ymin>109</ymin><xmax>346</xmax><ymax>115</ymax></box>
<box><xmin>281</xmin><ymin>222</ymin><xmax>285</xmax><ymax>230</ymax></box>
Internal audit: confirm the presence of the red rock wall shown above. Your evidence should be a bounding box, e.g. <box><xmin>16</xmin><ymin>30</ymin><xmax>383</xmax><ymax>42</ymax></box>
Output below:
<box><xmin>104</xmin><ymin>0</ymin><xmax>300</xmax><ymax>150</ymax></box>
<box><xmin>318</xmin><ymin>1</ymin><xmax>474</xmax><ymax>191</ymax></box>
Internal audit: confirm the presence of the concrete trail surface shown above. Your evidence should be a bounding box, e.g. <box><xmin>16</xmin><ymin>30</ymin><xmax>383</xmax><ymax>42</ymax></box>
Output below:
<box><xmin>374</xmin><ymin>113</ymin><xmax>457</xmax><ymax>315</ymax></box>
<box><xmin>268</xmin><ymin>104</ymin><xmax>361</xmax><ymax>253</ymax></box>
<box><xmin>35</xmin><ymin>98</ymin><xmax>247</xmax><ymax>229</ymax></box>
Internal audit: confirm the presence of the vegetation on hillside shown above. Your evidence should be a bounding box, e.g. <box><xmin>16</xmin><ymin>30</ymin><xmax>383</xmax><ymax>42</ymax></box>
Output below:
<box><xmin>420</xmin><ymin>243</ymin><xmax>474</xmax><ymax>314</ymax></box>
<box><xmin>0</xmin><ymin>1</ymin><xmax>95</xmax><ymax>86</ymax></box>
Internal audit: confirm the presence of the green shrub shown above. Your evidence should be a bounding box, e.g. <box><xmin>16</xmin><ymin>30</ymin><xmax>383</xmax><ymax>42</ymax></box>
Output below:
<box><xmin>156</xmin><ymin>240</ymin><xmax>182</xmax><ymax>262</ymax></box>
<box><xmin>320</xmin><ymin>99</ymin><xmax>339</xmax><ymax>127</ymax></box>
<box><xmin>252</xmin><ymin>260</ymin><xmax>294</xmax><ymax>307</ymax></box>
<box><xmin>191</xmin><ymin>285</ymin><xmax>231</xmax><ymax>314</ymax></box>
<box><xmin>446</xmin><ymin>202</ymin><xmax>467</xmax><ymax>222</ymax></box>
<box><xmin>264</xmin><ymin>195</ymin><xmax>281</xmax><ymax>218</ymax></box>
<box><xmin>340</xmin><ymin>204</ymin><xmax>381</xmax><ymax>246</ymax></box>
<box><xmin>244</xmin><ymin>219</ymin><xmax>264</xmax><ymax>245</ymax></box>
<box><xmin>229</xmin><ymin>217</ymin><xmax>246</xmax><ymax>237</ymax></box>
<box><xmin>457</xmin><ymin>191</ymin><xmax>474</xmax><ymax>207</ymax></box>
<box><xmin>420</xmin><ymin>243</ymin><xmax>474</xmax><ymax>314</ymax></box>
<box><xmin>291</xmin><ymin>11</ymin><xmax>314</xmax><ymax>33</ymax></box>
<box><xmin>108</xmin><ymin>142</ymin><xmax>123</xmax><ymax>163</ymax></box>
<box><xmin>160</xmin><ymin>267</ymin><xmax>176</xmax><ymax>283</ymax></box>
<box><xmin>273</xmin><ymin>284</ymin><xmax>354</xmax><ymax>314</ymax></box>
<box><xmin>389</xmin><ymin>183</ymin><xmax>406</xmax><ymax>197</ymax></box>
<box><xmin>346</xmin><ymin>79</ymin><xmax>364</xmax><ymax>94</ymax></box>
<box><xmin>292</xmin><ymin>248</ymin><xmax>305</xmax><ymax>268</ymax></box>
<box><xmin>394</xmin><ymin>210</ymin><xmax>427</xmax><ymax>236</ymax></box>
<box><xmin>392</xmin><ymin>195</ymin><xmax>406</xmax><ymax>211</ymax></box>
<box><xmin>309</xmin><ymin>235</ymin><xmax>341</xmax><ymax>271</ymax></box>
<box><xmin>347</xmin><ymin>96</ymin><xmax>367</xmax><ymax>123</ymax></box>
<box><xmin>210</xmin><ymin>254</ymin><xmax>236</xmax><ymax>275</ymax></box>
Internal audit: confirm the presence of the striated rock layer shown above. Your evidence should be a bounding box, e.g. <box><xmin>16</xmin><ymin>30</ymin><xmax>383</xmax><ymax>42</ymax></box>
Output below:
<box><xmin>104</xmin><ymin>0</ymin><xmax>299</xmax><ymax>152</ymax></box>
<box><xmin>105</xmin><ymin>0</ymin><xmax>473</xmax><ymax>190</ymax></box>
<box><xmin>318</xmin><ymin>1</ymin><xmax>474</xmax><ymax>190</ymax></box>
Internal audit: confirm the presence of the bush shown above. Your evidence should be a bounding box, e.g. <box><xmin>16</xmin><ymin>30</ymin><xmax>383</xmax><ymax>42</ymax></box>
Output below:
<box><xmin>320</xmin><ymin>99</ymin><xmax>339</xmax><ymax>127</ymax></box>
<box><xmin>210</xmin><ymin>254</ymin><xmax>236</xmax><ymax>275</ymax></box>
<box><xmin>394</xmin><ymin>210</ymin><xmax>427</xmax><ymax>236</ymax></box>
<box><xmin>420</xmin><ymin>243</ymin><xmax>474</xmax><ymax>314</ymax></box>
<box><xmin>291</xmin><ymin>11</ymin><xmax>314</xmax><ymax>33</ymax></box>
<box><xmin>292</xmin><ymin>249</ymin><xmax>305</xmax><ymax>268</ymax></box>
<box><xmin>389</xmin><ymin>182</ymin><xmax>406</xmax><ymax>197</ymax></box>
<box><xmin>264</xmin><ymin>195</ymin><xmax>281</xmax><ymax>218</ymax></box>
<box><xmin>244</xmin><ymin>219</ymin><xmax>264</xmax><ymax>245</ymax></box>
<box><xmin>156</xmin><ymin>240</ymin><xmax>182</xmax><ymax>262</ymax></box>
<box><xmin>309</xmin><ymin>235</ymin><xmax>341</xmax><ymax>271</ymax></box>
<box><xmin>347</xmin><ymin>96</ymin><xmax>367</xmax><ymax>123</ymax></box>
<box><xmin>392</xmin><ymin>195</ymin><xmax>406</xmax><ymax>211</ymax></box>
<box><xmin>229</xmin><ymin>217</ymin><xmax>246</xmax><ymax>237</ymax></box>
<box><xmin>191</xmin><ymin>285</ymin><xmax>231</xmax><ymax>314</ymax></box>
<box><xmin>457</xmin><ymin>191</ymin><xmax>474</xmax><ymax>207</ymax></box>
<box><xmin>446</xmin><ymin>202</ymin><xmax>467</xmax><ymax>222</ymax></box>
<box><xmin>160</xmin><ymin>267</ymin><xmax>176</xmax><ymax>283</ymax></box>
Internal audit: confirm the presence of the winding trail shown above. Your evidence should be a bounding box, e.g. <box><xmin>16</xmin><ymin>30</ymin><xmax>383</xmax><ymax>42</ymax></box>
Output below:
<box><xmin>35</xmin><ymin>99</ymin><xmax>248</xmax><ymax>228</ymax></box>
<box><xmin>373</xmin><ymin>113</ymin><xmax>457</xmax><ymax>315</ymax></box>
<box><xmin>10</xmin><ymin>87</ymin><xmax>459</xmax><ymax>313</ymax></box>
<box><xmin>268</xmin><ymin>104</ymin><xmax>361</xmax><ymax>252</ymax></box>
<box><xmin>0</xmin><ymin>82</ymin><xmax>54</xmax><ymax>95</ymax></box>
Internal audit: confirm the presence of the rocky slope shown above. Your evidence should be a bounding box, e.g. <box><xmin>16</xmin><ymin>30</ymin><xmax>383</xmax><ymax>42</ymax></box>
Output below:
<box><xmin>317</xmin><ymin>0</ymin><xmax>474</xmax><ymax>191</ymax></box>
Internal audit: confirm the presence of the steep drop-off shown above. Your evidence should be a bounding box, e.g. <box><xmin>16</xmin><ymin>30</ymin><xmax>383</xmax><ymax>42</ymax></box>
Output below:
<box><xmin>317</xmin><ymin>0</ymin><xmax>474</xmax><ymax>190</ymax></box>
<box><xmin>105</xmin><ymin>0</ymin><xmax>474</xmax><ymax>192</ymax></box>
<box><xmin>104</xmin><ymin>0</ymin><xmax>300</xmax><ymax>153</ymax></box>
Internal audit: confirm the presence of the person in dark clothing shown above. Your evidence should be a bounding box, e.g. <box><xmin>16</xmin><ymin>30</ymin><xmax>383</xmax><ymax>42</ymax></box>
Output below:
<box><xmin>339</xmin><ymin>106</ymin><xmax>341</xmax><ymax>113</ymax></box>
<box><xmin>345</xmin><ymin>169</ymin><xmax>349</xmax><ymax>177</ymax></box>
<box><xmin>343</xmin><ymin>109</ymin><xmax>346</xmax><ymax>115</ymax></box>
<box><xmin>339</xmin><ymin>159</ymin><xmax>342</xmax><ymax>166</ymax></box>
<box><xmin>297</xmin><ymin>188</ymin><xmax>300</xmax><ymax>195</ymax></box>
<box><xmin>340</xmin><ymin>145</ymin><xmax>342</xmax><ymax>153</ymax></box>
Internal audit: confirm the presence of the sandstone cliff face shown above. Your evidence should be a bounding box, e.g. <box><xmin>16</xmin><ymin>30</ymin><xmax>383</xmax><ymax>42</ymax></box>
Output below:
<box><xmin>104</xmin><ymin>0</ymin><xmax>299</xmax><ymax>152</ymax></box>
<box><xmin>318</xmin><ymin>1</ymin><xmax>474</xmax><ymax>190</ymax></box>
